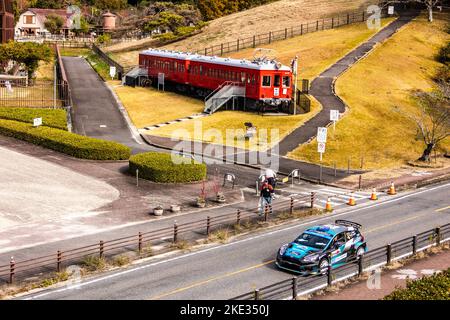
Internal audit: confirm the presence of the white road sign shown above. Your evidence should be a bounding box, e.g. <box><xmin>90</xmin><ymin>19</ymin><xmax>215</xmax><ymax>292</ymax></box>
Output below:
<box><xmin>388</xmin><ymin>6</ymin><xmax>394</xmax><ymax>15</ymax></box>
<box><xmin>4</xmin><ymin>80</ymin><xmax>13</xmax><ymax>93</ymax></box>
<box><xmin>109</xmin><ymin>66</ymin><xmax>116</xmax><ymax>79</ymax></box>
<box><xmin>318</xmin><ymin>142</ymin><xmax>326</xmax><ymax>153</ymax></box>
<box><xmin>33</xmin><ymin>117</ymin><xmax>42</xmax><ymax>127</ymax></box>
<box><xmin>317</xmin><ymin>127</ymin><xmax>328</xmax><ymax>143</ymax></box>
<box><xmin>330</xmin><ymin>110</ymin><xmax>339</xmax><ymax>121</ymax></box>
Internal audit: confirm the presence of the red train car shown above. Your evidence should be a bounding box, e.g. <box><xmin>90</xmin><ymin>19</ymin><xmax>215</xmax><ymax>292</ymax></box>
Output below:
<box><xmin>138</xmin><ymin>49</ymin><xmax>293</xmax><ymax>111</ymax></box>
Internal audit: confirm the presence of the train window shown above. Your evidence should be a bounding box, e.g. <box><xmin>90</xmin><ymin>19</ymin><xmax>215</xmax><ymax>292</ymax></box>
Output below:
<box><xmin>274</xmin><ymin>75</ymin><xmax>281</xmax><ymax>87</ymax></box>
<box><xmin>241</xmin><ymin>72</ymin><xmax>246</xmax><ymax>83</ymax></box>
<box><xmin>252</xmin><ymin>75</ymin><xmax>256</xmax><ymax>84</ymax></box>
<box><xmin>283</xmin><ymin>76</ymin><xmax>290</xmax><ymax>87</ymax></box>
<box><xmin>199</xmin><ymin>66</ymin><xmax>203</xmax><ymax>75</ymax></box>
<box><xmin>262</xmin><ymin>76</ymin><xmax>271</xmax><ymax>87</ymax></box>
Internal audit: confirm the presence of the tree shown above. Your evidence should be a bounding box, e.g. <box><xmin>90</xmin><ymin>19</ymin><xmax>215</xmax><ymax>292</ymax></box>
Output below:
<box><xmin>394</xmin><ymin>87</ymin><xmax>449</xmax><ymax>162</ymax></box>
<box><xmin>44</xmin><ymin>14</ymin><xmax>64</xmax><ymax>34</ymax></box>
<box><xmin>382</xmin><ymin>0</ymin><xmax>441</xmax><ymax>22</ymax></box>
<box><xmin>0</xmin><ymin>42</ymin><xmax>53</xmax><ymax>80</ymax></box>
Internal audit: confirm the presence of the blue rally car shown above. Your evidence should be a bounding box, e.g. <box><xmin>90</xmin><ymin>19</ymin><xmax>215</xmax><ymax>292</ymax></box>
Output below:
<box><xmin>276</xmin><ymin>220</ymin><xmax>367</xmax><ymax>275</ymax></box>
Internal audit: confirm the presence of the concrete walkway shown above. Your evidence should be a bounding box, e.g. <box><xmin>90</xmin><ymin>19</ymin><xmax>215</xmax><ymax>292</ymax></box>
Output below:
<box><xmin>277</xmin><ymin>12</ymin><xmax>418</xmax><ymax>155</ymax></box>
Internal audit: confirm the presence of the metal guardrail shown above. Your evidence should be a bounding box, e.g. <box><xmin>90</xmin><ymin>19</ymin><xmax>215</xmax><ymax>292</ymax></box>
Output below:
<box><xmin>91</xmin><ymin>43</ymin><xmax>125</xmax><ymax>80</ymax></box>
<box><xmin>231</xmin><ymin>223</ymin><xmax>450</xmax><ymax>300</ymax></box>
<box><xmin>0</xmin><ymin>193</ymin><xmax>314</xmax><ymax>284</ymax></box>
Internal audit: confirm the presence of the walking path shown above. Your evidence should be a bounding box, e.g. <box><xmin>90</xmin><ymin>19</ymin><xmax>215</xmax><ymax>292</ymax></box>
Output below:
<box><xmin>313</xmin><ymin>248</ymin><xmax>450</xmax><ymax>300</ymax></box>
<box><xmin>277</xmin><ymin>12</ymin><xmax>418</xmax><ymax>155</ymax></box>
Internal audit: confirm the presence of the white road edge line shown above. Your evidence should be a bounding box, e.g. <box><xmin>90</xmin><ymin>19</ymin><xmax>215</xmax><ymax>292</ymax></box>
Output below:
<box><xmin>23</xmin><ymin>183</ymin><xmax>450</xmax><ymax>300</ymax></box>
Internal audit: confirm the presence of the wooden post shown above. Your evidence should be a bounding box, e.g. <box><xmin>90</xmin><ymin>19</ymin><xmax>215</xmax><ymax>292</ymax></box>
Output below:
<box><xmin>264</xmin><ymin>205</ymin><xmax>269</xmax><ymax>222</ymax></box>
<box><xmin>252</xmin><ymin>35</ymin><xmax>256</xmax><ymax>48</ymax></box>
<box><xmin>9</xmin><ymin>257</ymin><xmax>15</xmax><ymax>284</ymax></box>
<box><xmin>138</xmin><ymin>232</ymin><xmax>143</xmax><ymax>255</ymax></box>
<box><xmin>99</xmin><ymin>241</ymin><xmax>104</xmax><ymax>259</ymax></box>
<box><xmin>387</xmin><ymin>244</ymin><xmax>392</xmax><ymax>265</ymax></box>
<box><xmin>332</xmin><ymin>17</ymin><xmax>334</xmax><ymax>28</ymax></box>
<box><xmin>206</xmin><ymin>216</ymin><xmax>211</xmax><ymax>236</ymax></box>
<box><xmin>358</xmin><ymin>255</ymin><xmax>364</xmax><ymax>275</ymax></box>
<box><xmin>236</xmin><ymin>209</ymin><xmax>241</xmax><ymax>225</ymax></box>
<box><xmin>268</xmin><ymin>32</ymin><xmax>271</xmax><ymax>44</ymax></box>
<box><xmin>292</xmin><ymin>277</ymin><xmax>298</xmax><ymax>300</ymax></box>
<box><xmin>221</xmin><ymin>43</ymin><xmax>223</xmax><ymax>56</ymax></box>
<box><xmin>285</xmin><ymin>28</ymin><xmax>288</xmax><ymax>39</ymax></box>
<box><xmin>57</xmin><ymin>250</ymin><xmax>62</xmax><ymax>272</ymax></box>
<box><xmin>173</xmin><ymin>222</ymin><xmax>178</xmax><ymax>243</ymax></box>
<box><xmin>237</xmin><ymin>39</ymin><xmax>240</xmax><ymax>51</ymax></box>
<box><xmin>316</xmin><ymin>20</ymin><xmax>319</xmax><ymax>31</ymax></box>
<box><xmin>254</xmin><ymin>289</ymin><xmax>260</xmax><ymax>300</ymax></box>
<box><xmin>301</xmin><ymin>24</ymin><xmax>303</xmax><ymax>35</ymax></box>
<box><xmin>310</xmin><ymin>192</ymin><xmax>315</xmax><ymax>208</ymax></box>
<box><xmin>347</xmin><ymin>13</ymin><xmax>350</xmax><ymax>24</ymax></box>
<box><xmin>412</xmin><ymin>235</ymin><xmax>417</xmax><ymax>255</ymax></box>
<box><xmin>290</xmin><ymin>197</ymin><xmax>294</xmax><ymax>215</ymax></box>
<box><xmin>436</xmin><ymin>227</ymin><xmax>441</xmax><ymax>246</ymax></box>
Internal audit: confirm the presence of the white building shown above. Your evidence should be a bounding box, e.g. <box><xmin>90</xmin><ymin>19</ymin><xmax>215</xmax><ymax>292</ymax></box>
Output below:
<box><xmin>15</xmin><ymin>8</ymin><xmax>75</xmax><ymax>37</ymax></box>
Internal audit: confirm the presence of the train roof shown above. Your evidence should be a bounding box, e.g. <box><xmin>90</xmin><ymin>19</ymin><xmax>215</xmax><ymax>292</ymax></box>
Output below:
<box><xmin>140</xmin><ymin>49</ymin><xmax>292</xmax><ymax>72</ymax></box>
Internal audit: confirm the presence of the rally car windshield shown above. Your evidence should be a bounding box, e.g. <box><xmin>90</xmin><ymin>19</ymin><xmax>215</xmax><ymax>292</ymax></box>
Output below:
<box><xmin>294</xmin><ymin>233</ymin><xmax>329</xmax><ymax>249</ymax></box>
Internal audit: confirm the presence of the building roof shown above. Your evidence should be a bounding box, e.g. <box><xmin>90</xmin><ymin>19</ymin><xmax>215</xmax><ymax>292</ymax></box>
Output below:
<box><xmin>140</xmin><ymin>49</ymin><xmax>292</xmax><ymax>72</ymax></box>
<box><xmin>26</xmin><ymin>8</ymin><xmax>76</xmax><ymax>29</ymax></box>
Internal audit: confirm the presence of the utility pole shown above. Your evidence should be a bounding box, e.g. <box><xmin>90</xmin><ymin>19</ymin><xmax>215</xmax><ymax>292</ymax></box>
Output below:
<box><xmin>292</xmin><ymin>55</ymin><xmax>299</xmax><ymax>115</ymax></box>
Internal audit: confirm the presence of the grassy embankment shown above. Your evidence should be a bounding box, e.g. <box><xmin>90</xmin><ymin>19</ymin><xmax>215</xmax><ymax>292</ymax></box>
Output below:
<box><xmin>288</xmin><ymin>12</ymin><xmax>450</xmax><ymax>169</ymax></box>
<box><xmin>144</xmin><ymin>18</ymin><xmax>394</xmax><ymax>150</ymax></box>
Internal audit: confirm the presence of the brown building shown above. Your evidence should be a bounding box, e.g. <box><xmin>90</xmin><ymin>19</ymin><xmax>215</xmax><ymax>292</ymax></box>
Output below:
<box><xmin>0</xmin><ymin>0</ymin><xmax>14</xmax><ymax>43</ymax></box>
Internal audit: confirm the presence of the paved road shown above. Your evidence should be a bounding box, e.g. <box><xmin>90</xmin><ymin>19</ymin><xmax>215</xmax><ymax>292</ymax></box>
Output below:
<box><xmin>277</xmin><ymin>12</ymin><xmax>417</xmax><ymax>155</ymax></box>
<box><xmin>19</xmin><ymin>182</ymin><xmax>450</xmax><ymax>300</ymax></box>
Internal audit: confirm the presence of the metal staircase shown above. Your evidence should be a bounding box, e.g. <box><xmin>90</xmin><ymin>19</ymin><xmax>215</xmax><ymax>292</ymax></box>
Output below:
<box><xmin>204</xmin><ymin>81</ymin><xmax>245</xmax><ymax>114</ymax></box>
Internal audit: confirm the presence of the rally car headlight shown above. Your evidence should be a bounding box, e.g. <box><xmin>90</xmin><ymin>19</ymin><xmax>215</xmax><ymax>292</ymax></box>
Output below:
<box><xmin>302</xmin><ymin>253</ymin><xmax>319</xmax><ymax>262</ymax></box>
<box><xmin>279</xmin><ymin>244</ymin><xmax>289</xmax><ymax>256</ymax></box>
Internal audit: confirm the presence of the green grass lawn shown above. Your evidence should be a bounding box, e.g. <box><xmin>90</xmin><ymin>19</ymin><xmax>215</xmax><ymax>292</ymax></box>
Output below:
<box><xmin>288</xmin><ymin>12</ymin><xmax>450</xmax><ymax>169</ymax></box>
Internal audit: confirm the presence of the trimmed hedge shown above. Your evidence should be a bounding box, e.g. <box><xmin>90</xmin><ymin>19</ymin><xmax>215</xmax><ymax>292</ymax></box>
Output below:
<box><xmin>384</xmin><ymin>268</ymin><xmax>450</xmax><ymax>300</ymax></box>
<box><xmin>129</xmin><ymin>152</ymin><xmax>207</xmax><ymax>183</ymax></box>
<box><xmin>0</xmin><ymin>107</ymin><xmax>68</xmax><ymax>130</ymax></box>
<box><xmin>0</xmin><ymin>119</ymin><xmax>131</xmax><ymax>160</ymax></box>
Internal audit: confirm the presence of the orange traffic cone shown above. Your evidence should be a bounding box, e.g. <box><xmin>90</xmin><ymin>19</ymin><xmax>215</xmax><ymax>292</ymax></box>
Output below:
<box><xmin>325</xmin><ymin>197</ymin><xmax>333</xmax><ymax>212</ymax></box>
<box><xmin>387</xmin><ymin>181</ymin><xmax>396</xmax><ymax>195</ymax></box>
<box><xmin>370</xmin><ymin>188</ymin><xmax>378</xmax><ymax>201</ymax></box>
<box><xmin>347</xmin><ymin>193</ymin><xmax>356</xmax><ymax>206</ymax></box>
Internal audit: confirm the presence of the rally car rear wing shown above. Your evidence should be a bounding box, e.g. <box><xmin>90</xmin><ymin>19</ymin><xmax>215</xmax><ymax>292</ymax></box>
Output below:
<box><xmin>335</xmin><ymin>220</ymin><xmax>362</xmax><ymax>229</ymax></box>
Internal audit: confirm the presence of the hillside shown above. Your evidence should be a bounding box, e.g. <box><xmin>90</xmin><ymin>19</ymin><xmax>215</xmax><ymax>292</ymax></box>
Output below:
<box><xmin>110</xmin><ymin>0</ymin><xmax>379</xmax><ymax>67</ymax></box>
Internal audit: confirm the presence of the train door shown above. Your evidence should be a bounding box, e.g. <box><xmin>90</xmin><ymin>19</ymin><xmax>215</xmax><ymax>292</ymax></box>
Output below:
<box><xmin>245</xmin><ymin>71</ymin><xmax>258</xmax><ymax>100</ymax></box>
<box><xmin>273</xmin><ymin>74</ymin><xmax>281</xmax><ymax>98</ymax></box>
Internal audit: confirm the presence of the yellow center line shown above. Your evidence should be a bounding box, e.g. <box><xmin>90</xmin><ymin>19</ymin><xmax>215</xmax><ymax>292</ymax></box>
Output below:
<box><xmin>365</xmin><ymin>213</ymin><xmax>427</xmax><ymax>234</ymax></box>
<box><xmin>148</xmin><ymin>210</ymin><xmax>439</xmax><ymax>300</ymax></box>
<box><xmin>147</xmin><ymin>260</ymin><xmax>275</xmax><ymax>300</ymax></box>
<box><xmin>436</xmin><ymin>205</ymin><xmax>450</xmax><ymax>212</ymax></box>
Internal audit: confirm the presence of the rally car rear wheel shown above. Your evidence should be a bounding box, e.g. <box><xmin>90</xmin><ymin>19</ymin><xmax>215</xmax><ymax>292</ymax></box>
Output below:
<box><xmin>318</xmin><ymin>258</ymin><xmax>329</xmax><ymax>275</ymax></box>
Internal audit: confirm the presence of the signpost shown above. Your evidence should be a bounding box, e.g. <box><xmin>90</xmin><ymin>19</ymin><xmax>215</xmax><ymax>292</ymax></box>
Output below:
<box><xmin>318</xmin><ymin>142</ymin><xmax>326</xmax><ymax>161</ymax></box>
<box><xmin>330</xmin><ymin>109</ymin><xmax>339</xmax><ymax>131</ymax></box>
<box><xmin>317</xmin><ymin>127</ymin><xmax>327</xmax><ymax>143</ymax></box>
<box><xmin>109</xmin><ymin>66</ymin><xmax>116</xmax><ymax>80</ymax></box>
<box><xmin>33</xmin><ymin>117</ymin><xmax>43</xmax><ymax>127</ymax></box>
<box><xmin>388</xmin><ymin>6</ymin><xmax>394</xmax><ymax>15</ymax></box>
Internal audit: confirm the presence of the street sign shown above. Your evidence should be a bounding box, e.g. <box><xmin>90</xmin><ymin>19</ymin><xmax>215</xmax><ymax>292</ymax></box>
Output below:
<box><xmin>317</xmin><ymin>127</ymin><xmax>327</xmax><ymax>143</ymax></box>
<box><xmin>330</xmin><ymin>110</ymin><xmax>339</xmax><ymax>121</ymax></box>
<box><xmin>318</xmin><ymin>142</ymin><xmax>326</xmax><ymax>153</ymax></box>
<box><xmin>4</xmin><ymin>80</ymin><xmax>13</xmax><ymax>93</ymax></box>
<box><xmin>109</xmin><ymin>66</ymin><xmax>116</xmax><ymax>79</ymax></box>
<box><xmin>388</xmin><ymin>6</ymin><xmax>394</xmax><ymax>15</ymax></box>
<box><xmin>33</xmin><ymin>117</ymin><xmax>42</xmax><ymax>127</ymax></box>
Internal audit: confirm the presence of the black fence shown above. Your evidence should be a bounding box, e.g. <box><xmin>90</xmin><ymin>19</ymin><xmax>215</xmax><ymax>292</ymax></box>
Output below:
<box><xmin>196</xmin><ymin>9</ymin><xmax>389</xmax><ymax>57</ymax></box>
<box><xmin>231</xmin><ymin>223</ymin><xmax>450</xmax><ymax>300</ymax></box>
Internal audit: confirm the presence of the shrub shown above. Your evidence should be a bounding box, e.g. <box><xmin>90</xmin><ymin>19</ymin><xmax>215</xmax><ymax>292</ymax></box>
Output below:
<box><xmin>0</xmin><ymin>107</ymin><xmax>67</xmax><ymax>130</ymax></box>
<box><xmin>436</xmin><ymin>42</ymin><xmax>450</xmax><ymax>65</ymax></box>
<box><xmin>129</xmin><ymin>152</ymin><xmax>206</xmax><ymax>183</ymax></box>
<box><xmin>384</xmin><ymin>268</ymin><xmax>450</xmax><ymax>300</ymax></box>
<box><xmin>0</xmin><ymin>119</ymin><xmax>131</xmax><ymax>160</ymax></box>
